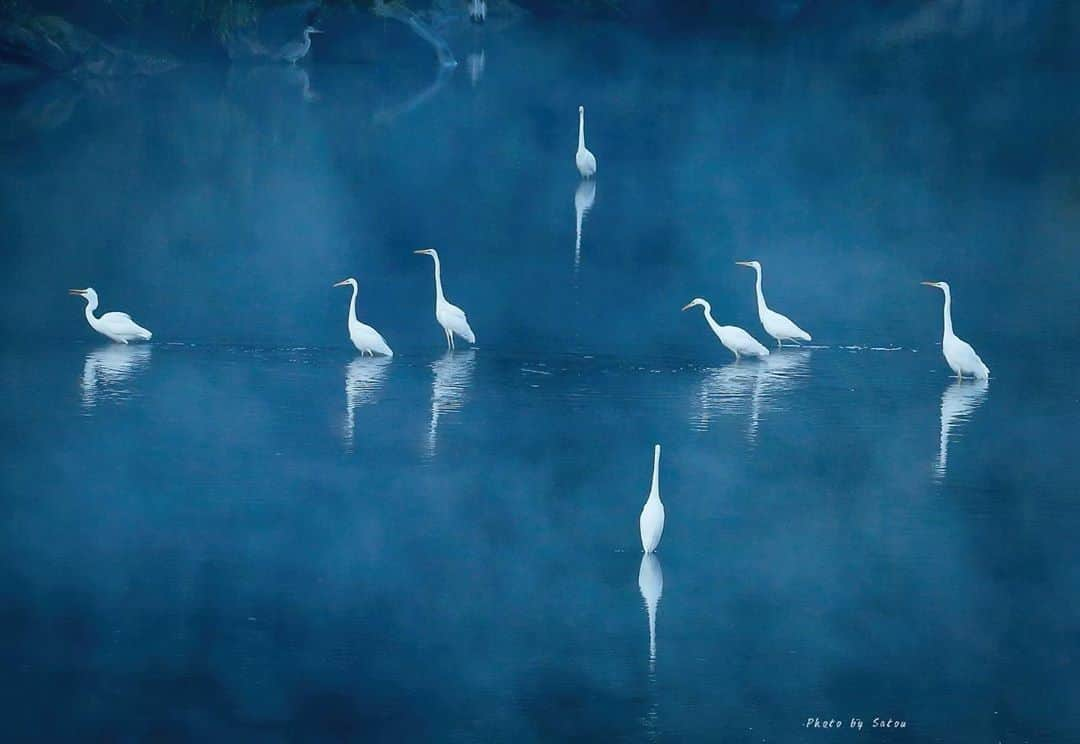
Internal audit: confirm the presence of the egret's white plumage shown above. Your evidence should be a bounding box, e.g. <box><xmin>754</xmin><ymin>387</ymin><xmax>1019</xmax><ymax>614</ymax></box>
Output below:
<box><xmin>333</xmin><ymin>278</ymin><xmax>393</xmax><ymax>357</ymax></box>
<box><xmin>415</xmin><ymin>249</ymin><xmax>475</xmax><ymax>350</ymax></box>
<box><xmin>922</xmin><ymin>281</ymin><xmax>989</xmax><ymax>380</ymax></box>
<box><xmin>576</xmin><ymin>105</ymin><xmax>597</xmax><ymax>179</ymax></box>
<box><xmin>735</xmin><ymin>260</ymin><xmax>812</xmax><ymax>347</ymax></box>
<box><xmin>69</xmin><ymin>288</ymin><xmax>152</xmax><ymax>344</ymax></box>
<box><xmin>639</xmin><ymin>444</ymin><xmax>665</xmax><ymax>554</ymax></box>
<box><xmin>682</xmin><ymin>298</ymin><xmax>770</xmax><ymax>360</ymax></box>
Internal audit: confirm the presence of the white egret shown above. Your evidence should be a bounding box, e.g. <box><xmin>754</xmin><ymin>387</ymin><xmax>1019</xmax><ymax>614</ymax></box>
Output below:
<box><xmin>935</xmin><ymin>377</ymin><xmax>989</xmax><ymax>479</ymax></box>
<box><xmin>638</xmin><ymin>553</ymin><xmax>663</xmax><ymax>669</ymax></box>
<box><xmin>415</xmin><ymin>249</ymin><xmax>475</xmax><ymax>350</ymax></box>
<box><xmin>276</xmin><ymin>26</ymin><xmax>323</xmax><ymax>64</ymax></box>
<box><xmin>639</xmin><ymin>444</ymin><xmax>665</xmax><ymax>554</ymax></box>
<box><xmin>332</xmin><ymin>278</ymin><xmax>393</xmax><ymax>357</ymax></box>
<box><xmin>574</xmin><ymin>179</ymin><xmax>596</xmax><ymax>270</ymax></box>
<box><xmin>735</xmin><ymin>260</ymin><xmax>812</xmax><ymax>347</ymax></box>
<box><xmin>69</xmin><ymin>288</ymin><xmax>152</xmax><ymax>344</ymax></box>
<box><xmin>921</xmin><ymin>281</ymin><xmax>989</xmax><ymax>380</ymax></box>
<box><xmin>682</xmin><ymin>298</ymin><xmax>770</xmax><ymax>360</ymax></box>
<box><xmin>576</xmin><ymin>105</ymin><xmax>597</xmax><ymax>179</ymax></box>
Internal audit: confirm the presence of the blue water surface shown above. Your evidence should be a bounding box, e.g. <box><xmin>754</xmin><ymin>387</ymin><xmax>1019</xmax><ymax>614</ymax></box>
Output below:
<box><xmin>1</xmin><ymin>8</ymin><xmax>1079</xmax><ymax>742</ymax></box>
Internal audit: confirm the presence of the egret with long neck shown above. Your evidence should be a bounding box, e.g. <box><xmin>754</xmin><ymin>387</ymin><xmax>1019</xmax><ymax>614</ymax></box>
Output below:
<box><xmin>277</xmin><ymin>26</ymin><xmax>323</xmax><ymax>64</ymax></box>
<box><xmin>415</xmin><ymin>249</ymin><xmax>476</xmax><ymax>350</ymax></box>
<box><xmin>682</xmin><ymin>298</ymin><xmax>769</xmax><ymax>360</ymax></box>
<box><xmin>735</xmin><ymin>260</ymin><xmax>811</xmax><ymax>347</ymax></box>
<box><xmin>333</xmin><ymin>278</ymin><xmax>393</xmax><ymax>357</ymax></box>
<box><xmin>639</xmin><ymin>444</ymin><xmax>665</xmax><ymax>554</ymax></box>
<box><xmin>576</xmin><ymin>105</ymin><xmax>597</xmax><ymax>178</ymax></box>
<box><xmin>921</xmin><ymin>281</ymin><xmax>989</xmax><ymax>379</ymax></box>
<box><xmin>69</xmin><ymin>288</ymin><xmax>152</xmax><ymax>344</ymax></box>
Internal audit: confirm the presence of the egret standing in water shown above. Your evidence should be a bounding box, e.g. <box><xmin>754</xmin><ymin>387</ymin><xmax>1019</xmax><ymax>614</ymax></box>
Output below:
<box><xmin>682</xmin><ymin>298</ymin><xmax>770</xmax><ymax>360</ymax></box>
<box><xmin>415</xmin><ymin>249</ymin><xmax>475</xmax><ymax>350</ymax></box>
<box><xmin>921</xmin><ymin>281</ymin><xmax>989</xmax><ymax>379</ymax></box>
<box><xmin>332</xmin><ymin>278</ymin><xmax>393</xmax><ymax>357</ymax></box>
<box><xmin>69</xmin><ymin>288</ymin><xmax>152</xmax><ymax>344</ymax></box>
<box><xmin>276</xmin><ymin>26</ymin><xmax>323</xmax><ymax>64</ymax></box>
<box><xmin>576</xmin><ymin>105</ymin><xmax>597</xmax><ymax>179</ymax></box>
<box><xmin>639</xmin><ymin>444</ymin><xmax>665</xmax><ymax>554</ymax></box>
<box><xmin>735</xmin><ymin>260</ymin><xmax>812</xmax><ymax>347</ymax></box>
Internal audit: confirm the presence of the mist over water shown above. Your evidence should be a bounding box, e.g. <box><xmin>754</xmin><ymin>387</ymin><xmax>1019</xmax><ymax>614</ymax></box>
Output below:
<box><xmin>1</xmin><ymin>6</ymin><xmax>1079</xmax><ymax>741</ymax></box>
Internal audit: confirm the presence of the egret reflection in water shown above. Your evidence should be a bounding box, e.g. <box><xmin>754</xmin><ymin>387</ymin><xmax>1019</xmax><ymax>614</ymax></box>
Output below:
<box><xmin>79</xmin><ymin>345</ymin><xmax>152</xmax><ymax>411</ymax></box>
<box><xmin>692</xmin><ymin>350</ymin><xmax>810</xmax><ymax>442</ymax></box>
<box><xmin>427</xmin><ymin>350</ymin><xmax>475</xmax><ymax>455</ymax></box>
<box><xmin>342</xmin><ymin>357</ymin><xmax>392</xmax><ymax>450</ymax></box>
<box><xmin>467</xmin><ymin>50</ymin><xmax>485</xmax><ymax>87</ymax></box>
<box><xmin>935</xmin><ymin>378</ymin><xmax>989</xmax><ymax>480</ymax></box>
<box><xmin>573</xmin><ymin>179</ymin><xmax>596</xmax><ymax>271</ymax></box>
<box><xmin>638</xmin><ymin>552</ymin><xmax>663</xmax><ymax>671</ymax></box>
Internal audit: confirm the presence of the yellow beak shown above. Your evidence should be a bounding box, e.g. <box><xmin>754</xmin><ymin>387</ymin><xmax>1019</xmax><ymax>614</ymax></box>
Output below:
<box><xmin>681</xmin><ymin>303</ymin><xmax>694</xmax><ymax>311</ymax></box>
<box><xmin>333</xmin><ymin>280</ymin><xmax>349</xmax><ymax>287</ymax></box>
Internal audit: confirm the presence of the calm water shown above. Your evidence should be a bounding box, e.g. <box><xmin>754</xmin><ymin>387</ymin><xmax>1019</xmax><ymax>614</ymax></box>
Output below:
<box><xmin>2</xmin><ymin>10</ymin><xmax>1079</xmax><ymax>742</ymax></box>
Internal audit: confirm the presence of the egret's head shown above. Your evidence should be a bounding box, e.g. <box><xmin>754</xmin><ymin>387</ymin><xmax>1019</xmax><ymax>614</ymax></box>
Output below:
<box><xmin>304</xmin><ymin>26</ymin><xmax>323</xmax><ymax>34</ymax></box>
<box><xmin>333</xmin><ymin>278</ymin><xmax>356</xmax><ymax>289</ymax></box>
<box><xmin>69</xmin><ymin>287</ymin><xmax>98</xmax><ymax>305</ymax></box>
<box><xmin>921</xmin><ymin>280</ymin><xmax>949</xmax><ymax>291</ymax></box>
<box><xmin>578</xmin><ymin>105</ymin><xmax>584</xmax><ymax>114</ymax></box>
<box><xmin>414</xmin><ymin>248</ymin><xmax>438</xmax><ymax>259</ymax></box>
<box><xmin>735</xmin><ymin>260</ymin><xmax>761</xmax><ymax>270</ymax></box>
<box><xmin>681</xmin><ymin>298</ymin><xmax>709</xmax><ymax>312</ymax></box>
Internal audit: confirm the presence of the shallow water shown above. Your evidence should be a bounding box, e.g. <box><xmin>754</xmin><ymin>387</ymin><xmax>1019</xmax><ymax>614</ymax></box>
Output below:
<box><xmin>2</xmin><ymin>9</ymin><xmax>1079</xmax><ymax>742</ymax></box>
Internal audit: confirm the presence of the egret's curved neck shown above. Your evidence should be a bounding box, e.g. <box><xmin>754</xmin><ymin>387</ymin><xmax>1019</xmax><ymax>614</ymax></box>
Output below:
<box><xmin>941</xmin><ymin>286</ymin><xmax>954</xmax><ymax>339</ymax></box>
<box><xmin>83</xmin><ymin>298</ymin><xmax>100</xmax><ymax>329</ymax></box>
<box><xmin>431</xmin><ymin>254</ymin><xmax>446</xmax><ymax>304</ymax></box>
<box><xmin>752</xmin><ymin>266</ymin><xmax>767</xmax><ymax>315</ymax></box>
<box><xmin>700</xmin><ymin>304</ymin><xmax>724</xmax><ymax>338</ymax></box>
<box><xmin>650</xmin><ymin>445</ymin><xmax>661</xmax><ymax>495</ymax></box>
<box><xmin>578</xmin><ymin>110</ymin><xmax>585</xmax><ymax>150</ymax></box>
<box><xmin>347</xmin><ymin>282</ymin><xmax>359</xmax><ymax>327</ymax></box>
